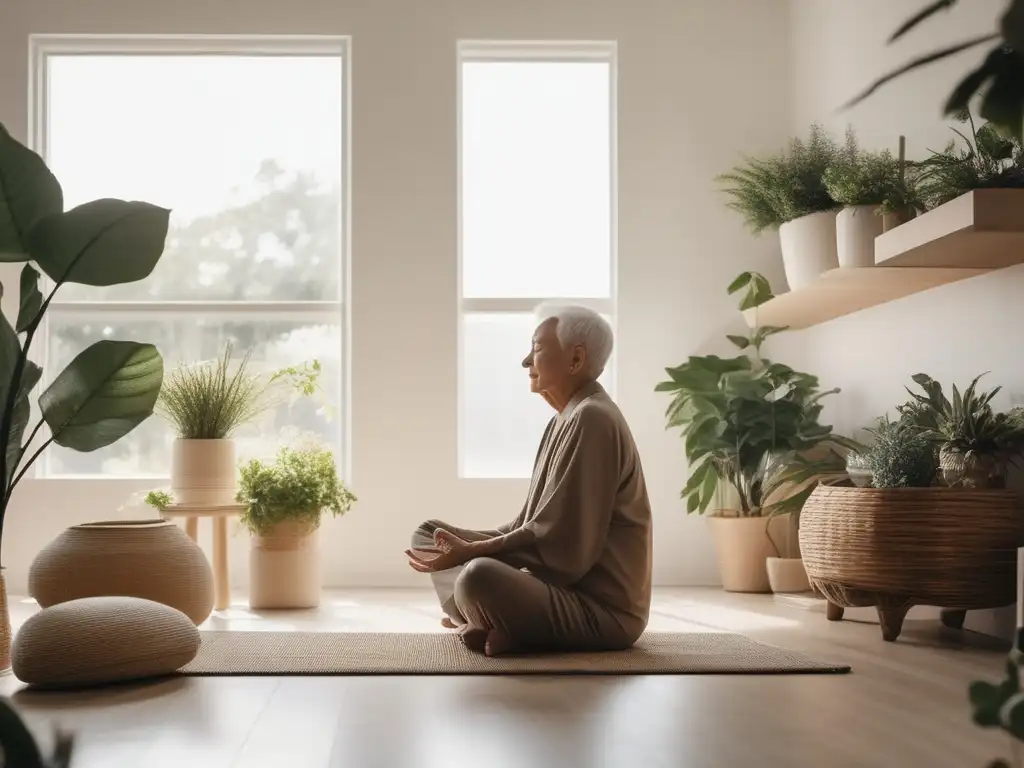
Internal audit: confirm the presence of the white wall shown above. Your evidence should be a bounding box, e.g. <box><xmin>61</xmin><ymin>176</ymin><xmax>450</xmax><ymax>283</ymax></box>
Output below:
<box><xmin>777</xmin><ymin>0</ymin><xmax>1017</xmax><ymax>636</ymax></box>
<box><xmin>0</xmin><ymin>0</ymin><xmax>794</xmax><ymax>592</ymax></box>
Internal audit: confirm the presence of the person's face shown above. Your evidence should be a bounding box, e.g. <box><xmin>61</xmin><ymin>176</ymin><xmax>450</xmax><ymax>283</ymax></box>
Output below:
<box><xmin>522</xmin><ymin>318</ymin><xmax>584</xmax><ymax>396</ymax></box>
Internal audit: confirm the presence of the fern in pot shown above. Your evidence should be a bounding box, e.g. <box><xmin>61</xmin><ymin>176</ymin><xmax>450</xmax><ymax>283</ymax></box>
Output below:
<box><xmin>655</xmin><ymin>271</ymin><xmax>859</xmax><ymax>593</ymax></box>
<box><xmin>156</xmin><ymin>344</ymin><xmax>321</xmax><ymax>508</ymax></box>
<box><xmin>824</xmin><ymin>130</ymin><xmax>925</xmax><ymax>269</ymax></box>
<box><xmin>717</xmin><ymin>124</ymin><xmax>842</xmax><ymax>291</ymax></box>
<box><xmin>237</xmin><ymin>442</ymin><xmax>356</xmax><ymax>609</ymax></box>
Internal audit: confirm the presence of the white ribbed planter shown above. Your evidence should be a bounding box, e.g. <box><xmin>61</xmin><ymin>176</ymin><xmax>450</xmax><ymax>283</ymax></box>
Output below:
<box><xmin>170</xmin><ymin>439</ymin><xmax>237</xmax><ymax>506</ymax></box>
<box><xmin>778</xmin><ymin>211</ymin><xmax>840</xmax><ymax>290</ymax></box>
<box><xmin>249</xmin><ymin>521</ymin><xmax>321</xmax><ymax>609</ymax></box>
<box><xmin>836</xmin><ymin>205</ymin><xmax>883</xmax><ymax>268</ymax></box>
<box><xmin>766</xmin><ymin>557</ymin><xmax>811</xmax><ymax>594</ymax></box>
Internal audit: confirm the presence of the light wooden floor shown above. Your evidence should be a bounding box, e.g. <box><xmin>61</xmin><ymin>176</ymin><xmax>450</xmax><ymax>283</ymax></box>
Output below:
<box><xmin>1</xmin><ymin>588</ymin><xmax>1015</xmax><ymax>767</ymax></box>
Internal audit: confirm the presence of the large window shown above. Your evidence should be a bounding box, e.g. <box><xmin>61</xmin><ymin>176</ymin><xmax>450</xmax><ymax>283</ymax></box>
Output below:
<box><xmin>32</xmin><ymin>37</ymin><xmax>347</xmax><ymax>477</ymax></box>
<box><xmin>457</xmin><ymin>42</ymin><xmax>617</xmax><ymax>479</ymax></box>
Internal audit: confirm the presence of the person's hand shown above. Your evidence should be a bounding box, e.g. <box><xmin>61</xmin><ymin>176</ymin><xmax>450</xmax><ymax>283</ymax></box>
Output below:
<box><xmin>405</xmin><ymin>529</ymin><xmax>476</xmax><ymax>573</ymax></box>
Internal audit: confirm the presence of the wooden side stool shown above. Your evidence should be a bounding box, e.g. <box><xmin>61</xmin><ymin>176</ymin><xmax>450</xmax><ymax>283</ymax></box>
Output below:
<box><xmin>161</xmin><ymin>504</ymin><xmax>245</xmax><ymax>611</ymax></box>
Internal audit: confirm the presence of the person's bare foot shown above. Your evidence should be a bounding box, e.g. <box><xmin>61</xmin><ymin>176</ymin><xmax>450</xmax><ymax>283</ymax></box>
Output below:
<box><xmin>459</xmin><ymin>627</ymin><xmax>488</xmax><ymax>653</ymax></box>
<box><xmin>441</xmin><ymin>617</ymin><xmax>457</xmax><ymax>629</ymax></box>
<box><xmin>484</xmin><ymin>629</ymin><xmax>514</xmax><ymax>657</ymax></box>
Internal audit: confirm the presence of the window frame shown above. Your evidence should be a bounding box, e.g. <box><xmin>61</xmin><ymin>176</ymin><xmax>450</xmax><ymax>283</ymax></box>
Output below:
<box><xmin>27</xmin><ymin>33</ymin><xmax>352</xmax><ymax>480</ymax></box>
<box><xmin>455</xmin><ymin>40</ymin><xmax>619</xmax><ymax>479</ymax></box>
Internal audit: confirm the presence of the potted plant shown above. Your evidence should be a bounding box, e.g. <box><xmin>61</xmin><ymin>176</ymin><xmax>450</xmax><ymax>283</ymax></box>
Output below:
<box><xmin>915</xmin><ymin>109</ymin><xmax>1024</xmax><ymax>210</ymax></box>
<box><xmin>801</xmin><ymin>403</ymin><xmax>1019</xmax><ymax>642</ymax></box>
<box><xmin>824</xmin><ymin>130</ymin><xmax>924</xmax><ymax>268</ymax></box>
<box><xmin>655</xmin><ymin>271</ymin><xmax>858</xmax><ymax>593</ymax></box>
<box><xmin>897</xmin><ymin>372</ymin><xmax>1024</xmax><ymax>488</ymax></box>
<box><xmin>0</xmin><ymin>125</ymin><xmax>169</xmax><ymax>670</ymax></box>
<box><xmin>157</xmin><ymin>345</ymin><xmax>321</xmax><ymax>508</ymax></box>
<box><xmin>236</xmin><ymin>442</ymin><xmax>356</xmax><ymax>609</ymax></box>
<box><xmin>717</xmin><ymin>124</ymin><xmax>842</xmax><ymax>291</ymax></box>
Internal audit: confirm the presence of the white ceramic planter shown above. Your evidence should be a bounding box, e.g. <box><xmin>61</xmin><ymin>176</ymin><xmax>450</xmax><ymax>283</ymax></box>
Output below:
<box><xmin>766</xmin><ymin>557</ymin><xmax>811</xmax><ymax>594</ymax></box>
<box><xmin>170</xmin><ymin>439</ymin><xmax>237</xmax><ymax>506</ymax></box>
<box><xmin>778</xmin><ymin>210</ymin><xmax>840</xmax><ymax>290</ymax></box>
<box><xmin>249</xmin><ymin>521</ymin><xmax>321</xmax><ymax>609</ymax></box>
<box><xmin>836</xmin><ymin>205</ymin><xmax>883</xmax><ymax>268</ymax></box>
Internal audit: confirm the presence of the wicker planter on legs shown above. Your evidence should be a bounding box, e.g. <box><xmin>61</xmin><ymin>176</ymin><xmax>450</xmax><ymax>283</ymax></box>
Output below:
<box><xmin>799</xmin><ymin>485</ymin><xmax>1021</xmax><ymax>641</ymax></box>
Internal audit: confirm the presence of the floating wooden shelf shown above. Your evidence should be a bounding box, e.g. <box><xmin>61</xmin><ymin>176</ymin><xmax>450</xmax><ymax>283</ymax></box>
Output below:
<box><xmin>741</xmin><ymin>267</ymin><xmax>988</xmax><ymax>330</ymax></box>
<box><xmin>742</xmin><ymin>189</ymin><xmax>1024</xmax><ymax>330</ymax></box>
<box><xmin>876</xmin><ymin>189</ymin><xmax>1024</xmax><ymax>268</ymax></box>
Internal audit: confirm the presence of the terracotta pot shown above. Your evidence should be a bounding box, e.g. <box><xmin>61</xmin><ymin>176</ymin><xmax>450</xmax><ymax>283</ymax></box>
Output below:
<box><xmin>778</xmin><ymin>211</ymin><xmax>840</xmax><ymax>290</ymax></box>
<box><xmin>29</xmin><ymin>520</ymin><xmax>214</xmax><ymax>625</ymax></box>
<box><xmin>249</xmin><ymin>520</ymin><xmax>321</xmax><ymax>609</ymax></box>
<box><xmin>706</xmin><ymin>515</ymin><xmax>776</xmax><ymax>593</ymax></box>
<box><xmin>836</xmin><ymin>205</ymin><xmax>883</xmax><ymax>268</ymax></box>
<box><xmin>171</xmin><ymin>439</ymin><xmax>237</xmax><ymax>506</ymax></box>
<box><xmin>766</xmin><ymin>557</ymin><xmax>811</xmax><ymax>593</ymax></box>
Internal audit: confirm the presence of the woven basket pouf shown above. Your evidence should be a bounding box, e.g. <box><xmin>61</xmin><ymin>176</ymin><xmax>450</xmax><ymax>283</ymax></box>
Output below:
<box><xmin>29</xmin><ymin>519</ymin><xmax>214</xmax><ymax>625</ymax></box>
<box><xmin>799</xmin><ymin>485</ymin><xmax>1021</xmax><ymax>641</ymax></box>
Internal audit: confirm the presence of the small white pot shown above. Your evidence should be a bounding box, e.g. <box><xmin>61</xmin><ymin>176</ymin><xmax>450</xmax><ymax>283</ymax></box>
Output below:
<box><xmin>836</xmin><ymin>205</ymin><xmax>883</xmax><ymax>268</ymax></box>
<box><xmin>778</xmin><ymin>211</ymin><xmax>840</xmax><ymax>290</ymax></box>
<box><xmin>766</xmin><ymin>557</ymin><xmax>811</xmax><ymax>594</ymax></box>
<box><xmin>170</xmin><ymin>439</ymin><xmax>237</xmax><ymax>506</ymax></box>
<box><xmin>249</xmin><ymin>521</ymin><xmax>321</xmax><ymax>609</ymax></box>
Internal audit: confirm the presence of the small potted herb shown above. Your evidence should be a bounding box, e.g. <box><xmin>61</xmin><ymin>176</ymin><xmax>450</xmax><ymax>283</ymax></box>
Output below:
<box><xmin>717</xmin><ymin>124</ymin><xmax>842</xmax><ymax>290</ymax></box>
<box><xmin>236</xmin><ymin>442</ymin><xmax>356</xmax><ymax>609</ymax></box>
<box><xmin>157</xmin><ymin>343</ymin><xmax>322</xmax><ymax>509</ymax></box>
<box><xmin>824</xmin><ymin>130</ymin><xmax>924</xmax><ymax>268</ymax></box>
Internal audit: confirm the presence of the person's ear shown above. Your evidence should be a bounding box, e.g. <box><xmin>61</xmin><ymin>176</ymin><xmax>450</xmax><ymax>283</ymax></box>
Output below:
<box><xmin>570</xmin><ymin>345</ymin><xmax>587</xmax><ymax>375</ymax></box>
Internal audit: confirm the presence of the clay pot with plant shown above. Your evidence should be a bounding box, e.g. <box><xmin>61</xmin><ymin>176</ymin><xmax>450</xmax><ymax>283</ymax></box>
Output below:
<box><xmin>655</xmin><ymin>271</ymin><xmax>860</xmax><ymax>593</ymax></box>
<box><xmin>717</xmin><ymin>125</ymin><xmax>843</xmax><ymax>290</ymax></box>
<box><xmin>237</xmin><ymin>443</ymin><xmax>356</xmax><ymax>609</ymax></box>
<box><xmin>824</xmin><ymin>129</ymin><xmax>924</xmax><ymax>268</ymax></box>
<box><xmin>156</xmin><ymin>346</ymin><xmax>323</xmax><ymax>510</ymax></box>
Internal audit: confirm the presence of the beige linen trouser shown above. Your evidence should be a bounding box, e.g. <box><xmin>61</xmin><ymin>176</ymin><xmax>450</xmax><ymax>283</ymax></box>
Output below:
<box><xmin>411</xmin><ymin>519</ymin><xmax>635</xmax><ymax>652</ymax></box>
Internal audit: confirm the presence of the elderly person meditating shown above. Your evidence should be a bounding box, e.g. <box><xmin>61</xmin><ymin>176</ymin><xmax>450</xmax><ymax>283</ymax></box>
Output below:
<box><xmin>406</xmin><ymin>304</ymin><xmax>652</xmax><ymax>657</ymax></box>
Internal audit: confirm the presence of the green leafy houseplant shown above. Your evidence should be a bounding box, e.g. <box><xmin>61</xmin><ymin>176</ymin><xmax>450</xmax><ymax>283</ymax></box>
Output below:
<box><xmin>823</xmin><ymin>130</ymin><xmax>924</xmax><ymax>216</ymax></box>
<box><xmin>0</xmin><ymin>125</ymin><xmax>168</xmax><ymax>547</ymax></box>
<box><xmin>861</xmin><ymin>415</ymin><xmax>938</xmax><ymax>489</ymax></box>
<box><xmin>846</xmin><ymin>0</ymin><xmax>1024</xmax><ymax>142</ymax></box>
<box><xmin>898</xmin><ymin>372</ymin><xmax>1024</xmax><ymax>488</ymax></box>
<box><xmin>655</xmin><ymin>271</ymin><xmax>859</xmax><ymax>518</ymax></box>
<box><xmin>716</xmin><ymin>124</ymin><xmax>841</xmax><ymax>234</ymax></box>
<box><xmin>236</xmin><ymin>444</ymin><xmax>356</xmax><ymax>537</ymax></box>
<box><xmin>158</xmin><ymin>342</ymin><xmax>323</xmax><ymax>440</ymax></box>
<box><xmin>914</xmin><ymin>109</ymin><xmax>1024</xmax><ymax>209</ymax></box>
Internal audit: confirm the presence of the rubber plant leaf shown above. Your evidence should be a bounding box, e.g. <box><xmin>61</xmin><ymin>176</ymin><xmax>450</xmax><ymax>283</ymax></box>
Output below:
<box><xmin>0</xmin><ymin>124</ymin><xmax>63</xmax><ymax>261</ymax></box>
<box><xmin>39</xmin><ymin>340</ymin><xmax>164</xmax><ymax>452</ymax></box>
<box><xmin>28</xmin><ymin>198</ymin><xmax>170</xmax><ymax>287</ymax></box>
<box><xmin>0</xmin><ymin>697</ymin><xmax>45</xmax><ymax>768</ymax></box>
<box><xmin>5</xmin><ymin>358</ymin><xmax>42</xmax><ymax>488</ymax></box>
<box><xmin>16</xmin><ymin>263</ymin><xmax>42</xmax><ymax>333</ymax></box>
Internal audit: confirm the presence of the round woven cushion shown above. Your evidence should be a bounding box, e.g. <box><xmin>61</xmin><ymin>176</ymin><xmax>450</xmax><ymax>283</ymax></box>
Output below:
<box><xmin>29</xmin><ymin>519</ymin><xmax>214</xmax><ymax>624</ymax></box>
<box><xmin>12</xmin><ymin>596</ymin><xmax>200</xmax><ymax>689</ymax></box>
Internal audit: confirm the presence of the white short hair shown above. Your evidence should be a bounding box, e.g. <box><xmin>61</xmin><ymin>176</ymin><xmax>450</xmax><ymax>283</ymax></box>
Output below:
<box><xmin>533</xmin><ymin>302</ymin><xmax>614</xmax><ymax>379</ymax></box>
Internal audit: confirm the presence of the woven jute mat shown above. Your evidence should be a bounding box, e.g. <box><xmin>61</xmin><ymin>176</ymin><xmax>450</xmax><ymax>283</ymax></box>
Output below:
<box><xmin>179</xmin><ymin>631</ymin><xmax>850</xmax><ymax>676</ymax></box>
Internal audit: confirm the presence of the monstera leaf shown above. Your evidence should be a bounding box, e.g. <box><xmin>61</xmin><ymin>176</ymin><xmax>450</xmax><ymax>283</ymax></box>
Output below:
<box><xmin>0</xmin><ymin>125</ymin><xmax>63</xmax><ymax>260</ymax></box>
<box><xmin>28</xmin><ymin>198</ymin><xmax>170</xmax><ymax>287</ymax></box>
<box><xmin>39</xmin><ymin>340</ymin><xmax>164</xmax><ymax>452</ymax></box>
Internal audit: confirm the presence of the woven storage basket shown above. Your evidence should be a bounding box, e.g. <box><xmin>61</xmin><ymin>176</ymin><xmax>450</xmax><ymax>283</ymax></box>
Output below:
<box><xmin>799</xmin><ymin>484</ymin><xmax>1022</xmax><ymax>641</ymax></box>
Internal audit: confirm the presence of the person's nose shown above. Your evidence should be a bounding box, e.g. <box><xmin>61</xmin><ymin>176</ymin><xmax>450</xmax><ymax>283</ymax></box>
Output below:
<box><xmin>522</xmin><ymin>352</ymin><xmax>532</xmax><ymax>368</ymax></box>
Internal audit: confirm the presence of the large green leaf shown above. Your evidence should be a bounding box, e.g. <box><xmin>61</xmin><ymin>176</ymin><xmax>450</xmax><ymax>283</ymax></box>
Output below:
<box><xmin>39</xmin><ymin>340</ymin><xmax>164</xmax><ymax>452</ymax></box>
<box><xmin>29</xmin><ymin>198</ymin><xmax>170</xmax><ymax>287</ymax></box>
<box><xmin>16</xmin><ymin>264</ymin><xmax>42</xmax><ymax>333</ymax></box>
<box><xmin>0</xmin><ymin>697</ymin><xmax>45</xmax><ymax>768</ymax></box>
<box><xmin>0</xmin><ymin>124</ymin><xmax>63</xmax><ymax>261</ymax></box>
